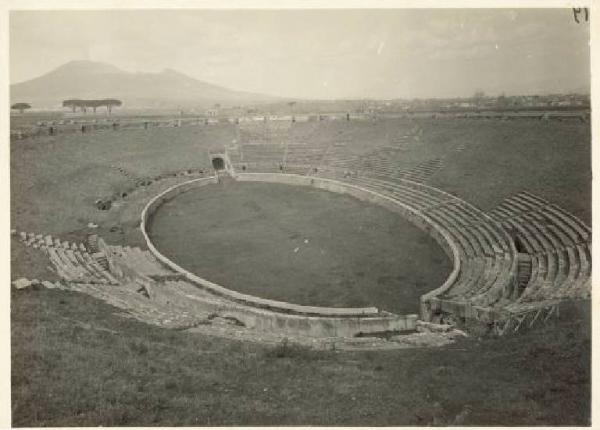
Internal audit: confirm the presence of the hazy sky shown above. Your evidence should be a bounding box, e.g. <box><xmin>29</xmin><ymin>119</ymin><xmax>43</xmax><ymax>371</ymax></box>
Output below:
<box><xmin>10</xmin><ymin>9</ymin><xmax>590</xmax><ymax>99</ymax></box>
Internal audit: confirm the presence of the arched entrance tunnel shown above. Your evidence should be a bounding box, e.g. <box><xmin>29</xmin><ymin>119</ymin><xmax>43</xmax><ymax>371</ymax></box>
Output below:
<box><xmin>211</xmin><ymin>157</ymin><xmax>225</xmax><ymax>171</ymax></box>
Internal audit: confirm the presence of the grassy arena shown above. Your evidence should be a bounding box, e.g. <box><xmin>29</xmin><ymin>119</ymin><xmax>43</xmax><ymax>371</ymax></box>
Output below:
<box><xmin>11</xmin><ymin>115</ymin><xmax>591</xmax><ymax>425</ymax></box>
<box><xmin>148</xmin><ymin>181</ymin><xmax>451</xmax><ymax>313</ymax></box>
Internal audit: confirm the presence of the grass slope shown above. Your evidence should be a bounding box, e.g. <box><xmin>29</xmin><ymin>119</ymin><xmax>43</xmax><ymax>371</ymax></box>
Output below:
<box><xmin>12</xmin><ymin>287</ymin><xmax>589</xmax><ymax>426</ymax></box>
<box><xmin>424</xmin><ymin>118</ymin><xmax>591</xmax><ymax>223</ymax></box>
<box><xmin>11</xmin><ymin>125</ymin><xmax>235</xmax><ymax>236</ymax></box>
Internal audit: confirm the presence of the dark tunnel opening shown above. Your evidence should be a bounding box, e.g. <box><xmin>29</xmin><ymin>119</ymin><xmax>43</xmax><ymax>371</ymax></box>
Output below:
<box><xmin>212</xmin><ymin>157</ymin><xmax>225</xmax><ymax>170</ymax></box>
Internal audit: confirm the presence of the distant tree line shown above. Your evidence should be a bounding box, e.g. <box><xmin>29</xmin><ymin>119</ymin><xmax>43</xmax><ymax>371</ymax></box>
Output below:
<box><xmin>62</xmin><ymin>99</ymin><xmax>123</xmax><ymax>114</ymax></box>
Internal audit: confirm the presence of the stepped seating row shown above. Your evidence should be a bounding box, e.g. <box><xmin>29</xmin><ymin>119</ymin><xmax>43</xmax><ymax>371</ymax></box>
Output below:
<box><xmin>389</xmin><ymin>134</ymin><xmax>413</xmax><ymax>144</ymax></box>
<box><xmin>233</xmin><ymin>161</ymin><xmax>284</xmax><ymax>173</ymax></box>
<box><xmin>238</xmin><ymin>131</ymin><xmax>268</xmax><ymax>142</ymax></box>
<box><xmin>489</xmin><ymin>192</ymin><xmax>591</xmax><ymax>304</ymax></box>
<box><xmin>239</xmin><ymin>144</ymin><xmax>285</xmax><ymax>162</ymax></box>
<box><xmin>395</xmin><ymin>158</ymin><xmax>444</xmax><ymax>183</ymax></box>
<box><xmin>226</xmin><ymin>146</ymin><xmax>242</xmax><ymax>164</ymax></box>
<box><xmin>362</xmin><ymin>159</ymin><xmax>406</xmax><ymax>171</ymax></box>
<box><xmin>240</xmin><ymin>135</ymin><xmax>289</xmax><ymax>145</ymax></box>
<box><xmin>14</xmin><ymin>229</ymin><xmax>119</xmax><ymax>284</ymax></box>
<box><xmin>284</xmin><ymin>143</ymin><xmax>328</xmax><ymax>168</ymax></box>
<box><xmin>109</xmin><ymin>245</ymin><xmax>174</xmax><ymax>278</ymax></box>
<box><xmin>489</xmin><ymin>191</ymin><xmax>590</xmax><ymax>243</ymax></box>
<box><xmin>424</xmin><ymin>209</ymin><xmax>513</xmax><ymax>307</ymax></box>
<box><xmin>314</xmin><ymin>171</ymin><xmax>517</xmax><ymax>308</ymax></box>
<box><xmin>321</xmin><ymin>154</ymin><xmax>361</xmax><ymax>168</ymax></box>
<box><xmin>315</xmin><ymin>151</ymin><xmax>444</xmax><ymax>184</ymax></box>
<box><xmin>67</xmin><ymin>280</ymin><xmax>211</xmax><ymax>329</ymax></box>
<box><xmin>17</xmin><ymin>230</ymin><xmax>88</xmax><ymax>252</ymax></box>
<box><xmin>46</xmin><ymin>246</ymin><xmax>119</xmax><ymax>285</ymax></box>
<box><xmin>238</xmin><ymin>123</ymin><xmax>290</xmax><ymax>144</ymax></box>
<box><xmin>317</xmin><ymin>169</ymin><xmax>454</xmax><ymax>209</ymax></box>
<box><xmin>254</xmin><ymin>138</ymin><xmax>412</xmax><ymax>176</ymax></box>
<box><xmin>421</xmin><ymin>197</ymin><xmax>515</xmax><ymax>307</ymax></box>
<box><xmin>282</xmin><ymin>164</ymin><xmax>314</xmax><ymax>175</ymax></box>
<box><xmin>323</xmin><ymin>157</ymin><xmax>408</xmax><ymax>179</ymax></box>
<box><xmin>359</xmin><ymin>158</ymin><xmax>444</xmax><ymax>184</ymax></box>
<box><xmin>322</xmin><ymin>146</ymin><xmax>401</xmax><ymax>167</ymax></box>
<box><xmin>349</xmin><ymin>176</ymin><xmax>450</xmax><ymax>211</ymax></box>
<box><xmin>507</xmin><ymin>244</ymin><xmax>591</xmax><ymax>306</ymax></box>
<box><xmin>234</xmin><ymin>140</ymin><xmax>332</xmax><ymax>173</ymax></box>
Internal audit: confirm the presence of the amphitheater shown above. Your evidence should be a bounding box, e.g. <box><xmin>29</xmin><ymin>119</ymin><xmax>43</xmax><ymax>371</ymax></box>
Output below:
<box><xmin>11</xmin><ymin>114</ymin><xmax>592</xmax><ymax>350</ymax></box>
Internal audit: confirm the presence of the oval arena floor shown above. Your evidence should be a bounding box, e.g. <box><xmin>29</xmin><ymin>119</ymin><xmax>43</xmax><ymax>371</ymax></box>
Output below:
<box><xmin>148</xmin><ymin>180</ymin><xmax>452</xmax><ymax>314</ymax></box>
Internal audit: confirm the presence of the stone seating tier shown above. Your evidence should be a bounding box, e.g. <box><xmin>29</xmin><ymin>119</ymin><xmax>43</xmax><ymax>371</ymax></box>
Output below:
<box><xmin>490</xmin><ymin>192</ymin><xmax>591</xmax><ymax>304</ymax></box>
<box><xmin>109</xmin><ymin>245</ymin><xmax>174</xmax><ymax>277</ymax></box>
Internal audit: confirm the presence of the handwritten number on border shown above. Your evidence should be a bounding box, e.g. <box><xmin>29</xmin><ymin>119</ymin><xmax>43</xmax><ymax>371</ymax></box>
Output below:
<box><xmin>573</xmin><ymin>8</ymin><xmax>589</xmax><ymax>23</ymax></box>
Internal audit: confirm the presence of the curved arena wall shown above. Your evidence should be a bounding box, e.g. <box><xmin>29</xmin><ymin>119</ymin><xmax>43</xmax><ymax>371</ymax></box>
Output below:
<box><xmin>140</xmin><ymin>173</ymin><xmax>462</xmax><ymax>336</ymax></box>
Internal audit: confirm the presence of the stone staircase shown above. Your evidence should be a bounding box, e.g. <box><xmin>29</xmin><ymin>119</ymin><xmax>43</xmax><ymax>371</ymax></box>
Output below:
<box><xmin>516</xmin><ymin>254</ymin><xmax>533</xmax><ymax>295</ymax></box>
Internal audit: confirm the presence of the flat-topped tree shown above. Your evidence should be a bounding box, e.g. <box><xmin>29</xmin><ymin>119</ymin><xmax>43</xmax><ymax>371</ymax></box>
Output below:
<box><xmin>62</xmin><ymin>99</ymin><xmax>122</xmax><ymax>114</ymax></box>
<box><xmin>11</xmin><ymin>102</ymin><xmax>31</xmax><ymax>114</ymax></box>
<box><xmin>103</xmin><ymin>99</ymin><xmax>122</xmax><ymax>115</ymax></box>
<box><xmin>62</xmin><ymin>99</ymin><xmax>82</xmax><ymax>113</ymax></box>
<box><xmin>88</xmin><ymin>99</ymin><xmax>104</xmax><ymax>114</ymax></box>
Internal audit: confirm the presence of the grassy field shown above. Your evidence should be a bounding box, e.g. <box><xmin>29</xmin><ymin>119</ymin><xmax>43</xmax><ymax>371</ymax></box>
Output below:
<box><xmin>10</xmin><ymin>115</ymin><xmax>591</xmax><ymax>426</ymax></box>
<box><xmin>11</xmin><ymin>286</ymin><xmax>590</xmax><ymax>426</ymax></box>
<box><xmin>10</xmin><ymin>124</ymin><xmax>235</xmax><ymax>237</ymax></box>
<box><xmin>10</xmin><ymin>116</ymin><xmax>591</xmax><ymax>237</ymax></box>
<box><xmin>425</xmin><ymin>118</ymin><xmax>591</xmax><ymax>223</ymax></box>
<box><xmin>291</xmin><ymin>117</ymin><xmax>591</xmax><ymax>223</ymax></box>
<box><xmin>149</xmin><ymin>181</ymin><xmax>451</xmax><ymax>313</ymax></box>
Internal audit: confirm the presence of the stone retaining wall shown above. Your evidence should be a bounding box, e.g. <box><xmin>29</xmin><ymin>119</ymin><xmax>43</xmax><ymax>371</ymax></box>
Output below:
<box><xmin>140</xmin><ymin>173</ymin><xmax>463</xmax><ymax>336</ymax></box>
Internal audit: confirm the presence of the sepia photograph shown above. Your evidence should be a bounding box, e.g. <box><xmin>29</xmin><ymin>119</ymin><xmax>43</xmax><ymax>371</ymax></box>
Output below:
<box><xmin>5</xmin><ymin>2</ymin><xmax>593</xmax><ymax>427</ymax></box>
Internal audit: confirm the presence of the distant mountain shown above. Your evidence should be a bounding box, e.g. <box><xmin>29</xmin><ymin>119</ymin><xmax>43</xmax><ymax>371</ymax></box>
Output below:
<box><xmin>10</xmin><ymin>60</ymin><xmax>279</xmax><ymax>109</ymax></box>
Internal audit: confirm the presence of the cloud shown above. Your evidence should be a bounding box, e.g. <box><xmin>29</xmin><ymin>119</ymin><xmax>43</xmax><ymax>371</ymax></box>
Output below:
<box><xmin>10</xmin><ymin>8</ymin><xmax>591</xmax><ymax>99</ymax></box>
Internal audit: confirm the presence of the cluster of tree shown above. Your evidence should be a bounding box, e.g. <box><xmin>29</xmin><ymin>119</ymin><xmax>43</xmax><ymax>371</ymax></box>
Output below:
<box><xmin>11</xmin><ymin>102</ymin><xmax>31</xmax><ymax>113</ymax></box>
<box><xmin>62</xmin><ymin>99</ymin><xmax>123</xmax><ymax>114</ymax></box>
